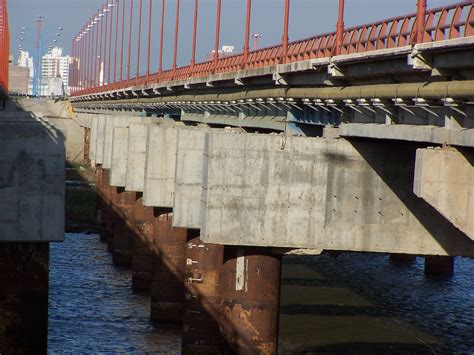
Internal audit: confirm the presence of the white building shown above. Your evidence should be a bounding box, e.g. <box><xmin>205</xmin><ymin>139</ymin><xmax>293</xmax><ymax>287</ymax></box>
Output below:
<box><xmin>42</xmin><ymin>47</ymin><xmax>70</xmax><ymax>96</ymax></box>
<box><xmin>18</xmin><ymin>50</ymin><xmax>34</xmax><ymax>75</ymax></box>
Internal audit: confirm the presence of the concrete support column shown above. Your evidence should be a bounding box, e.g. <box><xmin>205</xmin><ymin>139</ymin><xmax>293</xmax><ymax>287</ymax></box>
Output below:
<box><xmin>389</xmin><ymin>253</ymin><xmax>417</xmax><ymax>264</ymax></box>
<box><xmin>0</xmin><ymin>243</ymin><xmax>49</xmax><ymax>354</ymax></box>
<box><xmin>219</xmin><ymin>246</ymin><xmax>282</xmax><ymax>354</ymax></box>
<box><xmin>99</xmin><ymin>169</ymin><xmax>113</xmax><ymax>244</ymax></box>
<box><xmin>151</xmin><ymin>213</ymin><xmax>187</xmax><ymax>323</ymax></box>
<box><xmin>112</xmin><ymin>189</ymin><xmax>137</xmax><ymax>266</ymax></box>
<box><xmin>182</xmin><ymin>229</ymin><xmax>225</xmax><ymax>354</ymax></box>
<box><xmin>131</xmin><ymin>193</ymin><xmax>156</xmax><ymax>291</ymax></box>
<box><xmin>106</xmin><ymin>186</ymin><xmax>119</xmax><ymax>253</ymax></box>
<box><xmin>424</xmin><ymin>256</ymin><xmax>454</xmax><ymax>277</ymax></box>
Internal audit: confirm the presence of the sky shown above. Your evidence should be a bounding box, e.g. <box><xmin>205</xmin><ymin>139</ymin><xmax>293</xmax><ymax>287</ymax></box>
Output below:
<box><xmin>9</xmin><ymin>0</ymin><xmax>452</xmax><ymax>75</ymax></box>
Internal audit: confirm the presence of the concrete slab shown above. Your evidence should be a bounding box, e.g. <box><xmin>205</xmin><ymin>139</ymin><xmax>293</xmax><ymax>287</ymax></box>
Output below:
<box><xmin>414</xmin><ymin>147</ymin><xmax>474</xmax><ymax>241</ymax></box>
<box><xmin>173</xmin><ymin>127</ymin><xmax>207</xmax><ymax>228</ymax></box>
<box><xmin>143</xmin><ymin>124</ymin><xmax>178</xmax><ymax>208</ymax></box>
<box><xmin>110</xmin><ymin>127</ymin><xmax>130</xmax><ymax>187</ymax></box>
<box><xmin>201</xmin><ymin>133</ymin><xmax>474</xmax><ymax>257</ymax></box>
<box><xmin>0</xmin><ymin>122</ymin><xmax>65</xmax><ymax>242</ymax></box>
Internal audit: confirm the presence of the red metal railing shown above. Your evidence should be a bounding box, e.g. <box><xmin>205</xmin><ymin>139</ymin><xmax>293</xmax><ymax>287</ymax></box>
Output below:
<box><xmin>0</xmin><ymin>0</ymin><xmax>9</xmax><ymax>94</ymax></box>
<box><xmin>71</xmin><ymin>1</ymin><xmax>474</xmax><ymax>97</ymax></box>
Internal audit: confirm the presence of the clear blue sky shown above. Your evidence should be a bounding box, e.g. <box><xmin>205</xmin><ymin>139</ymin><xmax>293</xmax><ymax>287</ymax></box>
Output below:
<box><xmin>9</xmin><ymin>0</ymin><xmax>451</xmax><ymax>74</ymax></box>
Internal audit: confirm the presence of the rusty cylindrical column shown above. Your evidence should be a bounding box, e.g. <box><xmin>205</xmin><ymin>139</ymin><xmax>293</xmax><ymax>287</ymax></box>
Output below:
<box><xmin>112</xmin><ymin>188</ymin><xmax>137</xmax><ymax>266</ymax></box>
<box><xmin>131</xmin><ymin>192</ymin><xmax>156</xmax><ymax>291</ymax></box>
<box><xmin>99</xmin><ymin>169</ymin><xmax>113</xmax><ymax>244</ymax></box>
<box><xmin>150</xmin><ymin>212</ymin><xmax>187</xmax><ymax>322</ymax></box>
<box><xmin>182</xmin><ymin>229</ymin><xmax>225</xmax><ymax>354</ymax></box>
<box><xmin>219</xmin><ymin>246</ymin><xmax>282</xmax><ymax>354</ymax></box>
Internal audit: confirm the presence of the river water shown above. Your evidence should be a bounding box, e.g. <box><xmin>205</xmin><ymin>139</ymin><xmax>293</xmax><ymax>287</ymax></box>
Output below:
<box><xmin>49</xmin><ymin>233</ymin><xmax>474</xmax><ymax>353</ymax></box>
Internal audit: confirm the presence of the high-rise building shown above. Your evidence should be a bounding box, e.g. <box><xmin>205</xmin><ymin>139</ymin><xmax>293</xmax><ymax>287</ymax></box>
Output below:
<box><xmin>42</xmin><ymin>47</ymin><xmax>70</xmax><ymax>95</ymax></box>
<box><xmin>18</xmin><ymin>50</ymin><xmax>34</xmax><ymax>74</ymax></box>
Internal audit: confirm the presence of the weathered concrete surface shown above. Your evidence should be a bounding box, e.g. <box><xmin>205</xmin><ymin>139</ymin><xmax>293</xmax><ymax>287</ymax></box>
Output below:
<box><xmin>110</xmin><ymin>127</ymin><xmax>130</xmax><ymax>187</ymax></box>
<box><xmin>126</xmin><ymin>123</ymin><xmax>150</xmax><ymax>192</ymax></box>
<box><xmin>103</xmin><ymin>116</ymin><xmax>144</xmax><ymax>169</ymax></box>
<box><xmin>201</xmin><ymin>133</ymin><xmax>474</xmax><ymax>257</ymax></box>
<box><xmin>143</xmin><ymin>124</ymin><xmax>179</xmax><ymax>208</ymax></box>
<box><xmin>414</xmin><ymin>147</ymin><xmax>474</xmax><ymax>241</ymax></box>
<box><xmin>173</xmin><ymin>128</ymin><xmax>207</xmax><ymax>228</ymax></box>
<box><xmin>0</xmin><ymin>242</ymin><xmax>49</xmax><ymax>354</ymax></box>
<box><xmin>47</xmin><ymin>117</ymin><xmax>85</xmax><ymax>162</ymax></box>
<box><xmin>0</xmin><ymin>121</ymin><xmax>65</xmax><ymax>242</ymax></box>
<box><xmin>95</xmin><ymin>115</ymin><xmax>106</xmax><ymax>165</ymax></box>
<box><xmin>89</xmin><ymin>114</ymin><xmax>99</xmax><ymax>166</ymax></box>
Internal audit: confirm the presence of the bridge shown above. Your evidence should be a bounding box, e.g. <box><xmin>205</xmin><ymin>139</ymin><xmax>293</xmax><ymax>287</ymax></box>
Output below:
<box><xmin>1</xmin><ymin>0</ymin><xmax>474</xmax><ymax>353</ymax></box>
<box><xmin>67</xmin><ymin>0</ymin><xmax>474</xmax><ymax>353</ymax></box>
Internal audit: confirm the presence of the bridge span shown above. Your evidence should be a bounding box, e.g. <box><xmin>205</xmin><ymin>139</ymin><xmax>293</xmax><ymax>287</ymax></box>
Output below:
<box><xmin>66</xmin><ymin>0</ymin><xmax>474</xmax><ymax>353</ymax></box>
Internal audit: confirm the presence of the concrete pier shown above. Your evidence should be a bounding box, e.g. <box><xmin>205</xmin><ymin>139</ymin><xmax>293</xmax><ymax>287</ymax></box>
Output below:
<box><xmin>131</xmin><ymin>193</ymin><xmax>155</xmax><ymax>291</ymax></box>
<box><xmin>182</xmin><ymin>229</ymin><xmax>225</xmax><ymax>354</ymax></box>
<box><xmin>112</xmin><ymin>188</ymin><xmax>137</xmax><ymax>266</ymax></box>
<box><xmin>219</xmin><ymin>246</ymin><xmax>282</xmax><ymax>354</ymax></box>
<box><xmin>0</xmin><ymin>107</ymin><xmax>64</xmax><ymax>352</ymax></box>
<box><xmin>424</xmin><ymin>256</ymin><xmax>455</xmax><ymax>277</ymax></box>
<box><xmin>0</xmin><ymin>243</ymin><xmax>49</xmax><ymax>354</ymax></box>
<box><xmin>389</xmin><ymin>254</ymin><xmax>417</xmax><ymax>264</ymax></box>
<box><xmin>150</xmin><ymin>213</ymin><xmax>187</xmax><ymax>322</ymax></box>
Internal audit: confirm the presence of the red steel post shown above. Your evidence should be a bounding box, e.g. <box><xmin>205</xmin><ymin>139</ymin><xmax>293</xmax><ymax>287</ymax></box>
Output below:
<box><xmin>127</xmin><ymin>0</ymin><xmax>134</xmax><ymax>81</ymax></box>
<box><xmin>146</xmin><ymin>0</ymin><xmax>153</xmax><ymax>80</ymax></box>
<box><xmin>94</xmin><ymin>13</ymin><xmax>100</xmax><ymax>87</ymax></box>
<box><xmin>99</xmin><ymin>5</ymin><xmax>105</xmax><ymax>87</ymax></box>
<box><xmin>108</xmin><ymin>1</ymin><xmax>114</xmax><ymax>84</ymax></box>
<box><xmin>120</xmin><ymin>0</ymin><xmax>126</xmax><ymax>81</ymax></box>
<box><xmin>191</xmin><ymin>0</ymin><xmax>199</xmax><ymax>69</ymax></box>
<box><xmin>136</xmin><ymin>0</ymin><xmax>143</xmax><ymax>83</ymax></box>
<box><xmin>158</xmin><ymin>0</ymin><xmax>166</xmax><ymax>75</ymax></box>
<box><xmin>114</xmin><ymin>0</ymin><xmax>120</xmax><ymax>83</ymax></box>
<box><xmin>282</xmin><ymin>0</ymin><xmax>290</xmax><ymax>63</ymax></box>
<box><xmin>103</xmin><ymin>1</ymin><xmax>109</xmax><ymax>86</ymax></box>
<box><xmin>172</xmin><ymin>0</ymin><xmax>181</xmax><ymax>75</ymax></box>
<box><xmin>416</xmin><ymin>0</ymin><xmax>427</xmax><ymax>43</ymax></box>
<box><xmin>213</xmin><ymin>0</ymin><xmax>222</xmax><ymax>70</ymax></box>
<box><xmin>243</xmin><ymin>0</ymin><xmax>252</xmax><ymax>66</ymax></box>
<box><xmin>335</xmin><ymin>0</ymin><xmax>345</xmax><ymax>55</ymax></box>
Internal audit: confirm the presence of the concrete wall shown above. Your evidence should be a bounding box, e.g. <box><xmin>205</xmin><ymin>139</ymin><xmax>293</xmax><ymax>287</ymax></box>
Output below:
<box><xmin>201</xmin><ymin>133</ymin><xmax>474</xmax><ymax>257</ymax></box>
<box><xmin>173</xmin><ymin>127</ymin><xmax>207</xmax><ymax>228</ymax></box>
<box><xmin>47</xmin><ymin>117</ymin><xmax>85</xmax><ymax>162</ymax></box>
<box><xmin>110</xmin><ymin>127</ymin><xmax>130</xmax><ymax>187</ymax></box>
<box><xmin>143</xmin><ymin>124</ymin><xmax>179</xmax><ymax>208</ymax></box>
<box><xmin>0</xmin><ymin>120</ymin><xmax>65</xmax><ymax>242</ymax></box>
<box><xmin>414</xmin><ymin>147</ymin><xmax>474</xmax><ymax>241</ymax></box>
<box><xmin>125</xmin><ymin>123</ymin><xmax>150</xmax><ymax>192</ymax></box>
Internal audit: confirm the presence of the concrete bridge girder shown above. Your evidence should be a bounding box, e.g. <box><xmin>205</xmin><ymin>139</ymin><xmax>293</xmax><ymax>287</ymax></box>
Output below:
<box><xmin>83</xmin><ymin>112</ymin><xmax>474</xmax><ymax>257</ymax></box>
<box><xmin>200</xmin><ymin>132</ymin><xmax>474</xmax><ymax>257</ymax></box>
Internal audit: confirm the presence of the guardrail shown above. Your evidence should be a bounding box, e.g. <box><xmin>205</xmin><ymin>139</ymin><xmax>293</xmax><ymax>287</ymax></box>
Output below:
<box><xmin>71</xmin><ymin>1</ymin><xmax>474</xmax><ymax>97</ymax></box>
<box><xmin>0</xmin><ymin>0</ymin><xmax>9</xmax><ymax>95</ymax></box>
